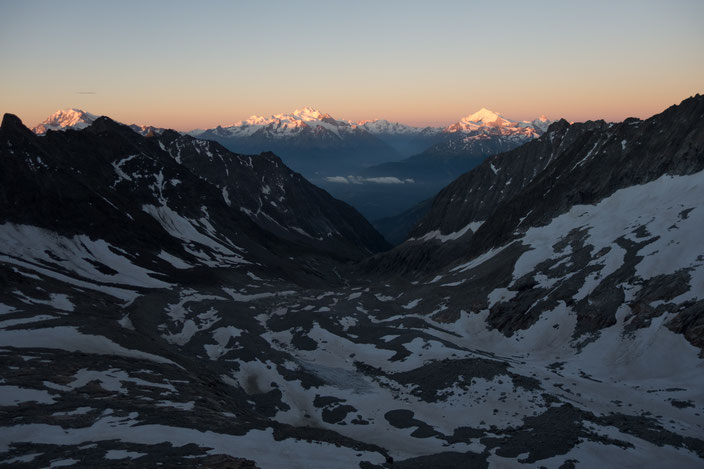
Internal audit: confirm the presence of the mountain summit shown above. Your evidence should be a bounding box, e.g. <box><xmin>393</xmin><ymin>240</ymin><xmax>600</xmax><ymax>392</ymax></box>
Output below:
<box><xmin>290</xmin><ymin>106</ymin><xmax>327</xmax><ymax>121</ymax></box>
<box><xmin>32</xmin><ymin>108</ymin><xmax>98</xmax><ymax>134</ymax></box>
<box><xmin>233</xmin><ymin>107</ymin><xmax>330</xmax><ymax>128</ymax></box>
<box><xmin>201</xmin><ymin>107</ymin><xmax>358</xmax><ymax>141</ymax></box>
<box><xmin>461</xmin><ymin>108</ymin><xmax>513</xmax><ymax>126</ymax></box>
<box><xmin>446</xmin><ymin>108</ymin><xmax>547</xmax><ymax>134</ymax></box>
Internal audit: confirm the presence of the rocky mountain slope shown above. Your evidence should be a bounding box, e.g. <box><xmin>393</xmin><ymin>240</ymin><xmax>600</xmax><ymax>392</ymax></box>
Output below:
<box><xmin>365</xmin><ymin>94</ymin><xmax>704</xmax><ymax>354</ymax></box>
<box><xmin>2</xmin><ymin>114</ymin><xmax>388</xmax><ymax>278</ymax></box>
<box><xmin>371</xmin><ymin>198</ymin><xmax>434</xmax><ymax>246</ymax></box>
<box><xmin>2</xmin><ymin>97</ymin><xmax>703</xmax><ymax>468</ymax></box>
<box><xmin>369</xmin><ymin>96</ymin><xmax>704</xmax><ymax>273</ymax></box>
<box><xmin>154</xmin><ymin>130</ymin><xmax>389</xmax><ymax>260</ymax></box>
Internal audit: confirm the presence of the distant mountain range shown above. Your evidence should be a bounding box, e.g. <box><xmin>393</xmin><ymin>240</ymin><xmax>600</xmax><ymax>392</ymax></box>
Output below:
<box><xmin>33</xmin><ymin>107</ymin><xmax>550</xmax><ymax>170</ymax></box>
<box><xmin>189</xmin><ymin>107</ymin><xmax>551</xmax><ymax>174</ymax></box>
<box><xmin>30</xmin><ymin>107</ymin><xmax>552</xmax><ymax>224</ymax></box>
<box><xmin>189</xmin><ymin>107</ymin><xmax>400</xmax><ymax>176</ymax></box>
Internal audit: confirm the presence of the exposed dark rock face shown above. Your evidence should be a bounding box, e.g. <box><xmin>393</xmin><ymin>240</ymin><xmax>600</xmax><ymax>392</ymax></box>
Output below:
<box><xmin>410</xmin><ymin>118</ymin><xmax>579</xmax><ymax>238</ymax></box>
<box><xmin>156</xmin><ymin>130</ymin><xmax>390</xmax><ymax>259</ymax></box>
<box><xmin>666</xmin><ymin>300</ymin><xmax>704</xmax><ymax>357</ymax></box>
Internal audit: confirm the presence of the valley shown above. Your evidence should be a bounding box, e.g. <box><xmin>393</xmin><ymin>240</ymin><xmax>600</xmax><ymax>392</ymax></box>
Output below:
<box><xmin>1</xmin><ymin>95</ymin><xmax>703</xmax><ymax>468</ymax></box>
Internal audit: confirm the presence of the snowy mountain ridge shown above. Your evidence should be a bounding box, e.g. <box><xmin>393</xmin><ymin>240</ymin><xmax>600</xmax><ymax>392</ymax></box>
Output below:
<box><xmin>201</xmin><ymin>107</ymin><xmax>354</xmax><ymax>139</ymax></box>
<box><xmin>195</xmin><ymin>106</ymin><xmax>552</xmax><ymax>139</ymax></box>
<box><xmin>32</xmin><ymin>108</ymin><xmax>164</xmax><ymax>137</ymax></box>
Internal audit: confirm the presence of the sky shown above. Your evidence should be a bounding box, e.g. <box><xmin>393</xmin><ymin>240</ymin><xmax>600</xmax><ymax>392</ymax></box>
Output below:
<box><xmin>1</xmin><ymin>0</ymin><xmax>703</xmax><ymax>130</ymax></box>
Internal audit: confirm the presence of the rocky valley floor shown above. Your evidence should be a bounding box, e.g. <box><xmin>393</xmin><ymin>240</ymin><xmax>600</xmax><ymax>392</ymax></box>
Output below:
<box><xmin>1</xmin><ymin>265</ymin><xmax>702</xmax><ymax>468</ymax></box>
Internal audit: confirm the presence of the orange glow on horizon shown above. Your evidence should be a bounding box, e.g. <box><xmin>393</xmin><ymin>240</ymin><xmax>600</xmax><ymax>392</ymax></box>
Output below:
<box><xmin>14</xmin><ymin>89</ymin><xmax>701</xmax><ymax>134</ymax></box>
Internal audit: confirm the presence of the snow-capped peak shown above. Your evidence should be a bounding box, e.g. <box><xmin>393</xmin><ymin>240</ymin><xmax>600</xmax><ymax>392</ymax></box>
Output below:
<box><xmin>235</xmin><ymin>107</ymin><xmax>331</xmax><ymax>127</ymax></box>
<box><xmin>460</xmin><ymin>108</ymin><xmax>512</xmax><ymax>126</ymax></box>
<box><xmin>237</xmin><ymin>107</ymin><xmax>327</xmax><ymax>125</ymax></box>
<box><xmin>445</xmin><ymin>108</ymin><xmax>517</xmax><ymax>133</ymax></box>
<box><xmin>527</xmin><ymin>115</ymin><xmax>552</xmax><ymax>132</ymax></box>
<box><xmin>211</xmin><ymin>107</ymin><xmax>354</xmax><ymax>139</ymax></box>
<box><xmin>291</xmin><ymin>107</ymin><xmax>325</xmax><ymax>122</ymax></box>
<box><xmin>33</xmin><ymin>108</ymin><xmax>99</xmax><ymax>135</ymax></box>
<box><xmin>445</xmin><ymin>108</ymin><xmax>551</xmax><ymax>137</ymax></box>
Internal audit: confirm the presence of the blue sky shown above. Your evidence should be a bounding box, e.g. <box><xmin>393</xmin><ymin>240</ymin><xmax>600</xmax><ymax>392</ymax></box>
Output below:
<box><xmin>1</xmin><ymin>0</ymin><xmax>702</xmax><ymax>129</ymax></box>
